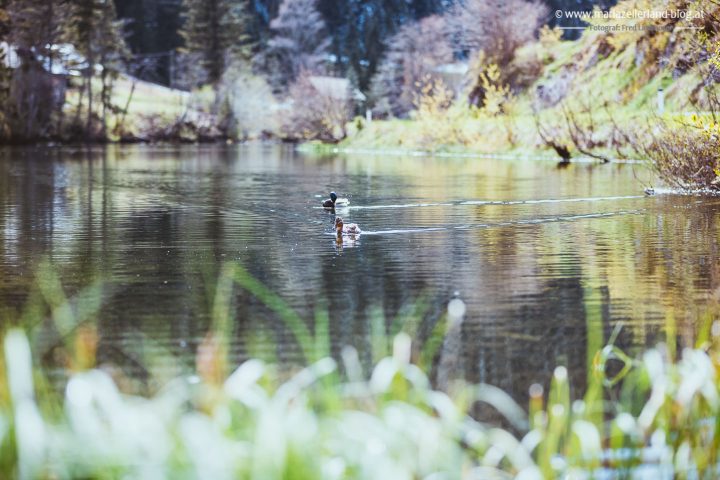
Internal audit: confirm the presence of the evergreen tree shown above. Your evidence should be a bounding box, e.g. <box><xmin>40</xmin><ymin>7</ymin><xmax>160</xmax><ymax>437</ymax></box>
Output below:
<box><xmin>113</xmin><ymin>0</ymin><xmax>184</xmax><ymax>85</ymax></box>
<box><xmin>333</xmin><ymin>0</ymin><xmax>448</xmax><ymax>93</ymax></box>
<box><xmin>262</xmin><ymin>0</ymin><xmax>330</xmax><ymax>89</ymax></box>
<box><xmin>179</xmin><ymin>0</ymin><xmax>251</xmax><ymax>87</ymax></box>
<box><xmin>110</xmin><ymin>0</ymin><xmax>615</xmax><ymax>89</ymax></box>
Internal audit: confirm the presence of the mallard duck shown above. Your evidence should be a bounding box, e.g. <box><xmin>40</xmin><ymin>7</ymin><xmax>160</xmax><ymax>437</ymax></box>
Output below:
<box><xmin>323</xmin><ymin>192</ymin><xmax>338</xmax><ymax>208</ymax></box>
<box><xmin>335</xmin><ymin>217</ymin><xmax>361</xmax><ymax>235</ymax></box>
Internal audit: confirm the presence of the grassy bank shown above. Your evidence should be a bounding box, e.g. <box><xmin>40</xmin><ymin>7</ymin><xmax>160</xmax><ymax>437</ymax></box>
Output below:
<box><xmin>1</xmin><ymin>263</ymin><xmax>719</xmax><ymax>478</ymax></box>
<box><xmin>343</xmin><ymin>3</ymin><xmax>719</xmax><ymax>172</ymax></box>
<box><xmin>59</xmin><ymin>74</ymin><xmax>226</xmax><ymax>143</ymax></box>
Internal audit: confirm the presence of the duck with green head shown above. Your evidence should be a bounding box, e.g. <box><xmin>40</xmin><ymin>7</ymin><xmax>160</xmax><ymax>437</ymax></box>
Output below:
<box><xmin>322</xmin><ymin>192</ymin><xmax>338</xmax><ymax>209</ymax></box>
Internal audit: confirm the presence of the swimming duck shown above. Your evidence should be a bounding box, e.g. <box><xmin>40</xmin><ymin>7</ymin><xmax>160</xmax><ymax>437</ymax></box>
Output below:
<box><xmin>323</xmin><ymin>192</ymin><xmax>338</xmax><ymax>209</ymax></box>
<box><xmin>335</xmin><ymin>217</ymin><xmax>361</xmax><ymax>235</ymax></box>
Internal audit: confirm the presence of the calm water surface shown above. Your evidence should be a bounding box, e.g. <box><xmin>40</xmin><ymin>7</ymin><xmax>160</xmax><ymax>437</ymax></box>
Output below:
<box><xmin>1</xmin><ymin>145</ymin><xmax>719</xmax><ymax>401</ymax></box>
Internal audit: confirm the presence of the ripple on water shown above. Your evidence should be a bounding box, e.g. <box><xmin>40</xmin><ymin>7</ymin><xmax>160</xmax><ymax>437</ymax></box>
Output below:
<box><xmin>0</xmin><ymin>145</ymin><xmax>717</xmax><ymax>403</ymax></box>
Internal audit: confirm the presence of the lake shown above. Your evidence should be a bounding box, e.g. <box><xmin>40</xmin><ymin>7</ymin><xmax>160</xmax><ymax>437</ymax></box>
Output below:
<box><xmin>1</xmin><ymin>144</ymin><xmax>718</xmax><ymax>402</ymax></box>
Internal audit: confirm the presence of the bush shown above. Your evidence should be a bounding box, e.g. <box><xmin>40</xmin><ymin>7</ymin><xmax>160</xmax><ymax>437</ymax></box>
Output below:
<box><xmin>635</xmin><ymin>116</ymin><xmax>720</xmax><ymax>192</ymax></box>
<box><xmin>219</xmin><ymin>62</ymin><xmax>279</xmax><ymax>140</ymax></box>
<box><xmin>447</xmin><ymin>0</ymin><xmax>547</xmax><ymax>77</ymax></box>
<box><xmin>369</xmin><ymin>15</ymin><xmax>452</xmax><ymax>118</ymax></box>
<box><xmin>466</xmin><ymin>57</ymin><xmax>512</xmax><ymax>115</ymax></box>
<box><xmin>283</xmin><ymin>72</ymin><xmax>352</xmax><ymax>142</ymax></box>
<box><xmin>408</xmin><ymin>77</ymin><xmax>468</xmax><ymax>149</ymax></box>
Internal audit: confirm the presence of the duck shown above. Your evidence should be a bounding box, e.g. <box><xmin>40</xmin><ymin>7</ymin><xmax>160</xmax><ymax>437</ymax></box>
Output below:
<box><xmin>322</xmin><ymin>192</ymin><xmax>338</xmax><ymax>209</ymax></box>
<box><xmin>335</xmin><ymin>217</ymin><xmax>361</xmax><ymax>235</ymax></box>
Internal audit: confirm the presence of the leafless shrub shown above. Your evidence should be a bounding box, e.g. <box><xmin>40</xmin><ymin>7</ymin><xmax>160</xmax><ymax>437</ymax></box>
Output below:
<box><xmin>533</xmin><ymin>92</ymin><xmax>614</xmax><ymax>164</ymax></box>
<box><xmin>560</xmin><ymin>102</ymin><xmax>611</xmax><ymax>163</ymax></box>
<box><xmin>370</xmin><ymin>15</ymin><xmax>452</xmax><ymax>118</ymax></box>
<box><xmin>448</xmin><ymin>0</ymin><xmax>547</xmax><ymax>111</ymax></box>
<box><xmin>447</xmin><ymin>0</ymin><xmax>548</xmax><ymax>70</ymax></box>
<box><xmin>4</xmin><ymin>0</ymin><xmax>69</xmax><ymax>140</ymax></box>
<box><xmin>283</xmin><ymin>72</ymin><xmax>352</xmax><ymax>142</ymax></box>
<box><xmin>630</xmin><ymin>118</ymin><xmax>720</xmax><ymax>192</ymax></box>
<box><xmin>533</xmin><ymin>109</ymin><xmax>571</xmax><ymax>163</ymax></box>
<box><xmin>8</xmin><ymin>61</ymin><xmax>59</xmax><ymax>140</ymax></box>
<box><xmin>616</xmin><ymin>22</ymin><xmax>720</xmax><ymax>191</ymax></box>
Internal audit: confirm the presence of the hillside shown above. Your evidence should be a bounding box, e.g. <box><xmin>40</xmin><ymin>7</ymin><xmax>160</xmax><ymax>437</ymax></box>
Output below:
<box><xmin>343</xmin><ymin>0</ymin><xmax>718</xmax><ymax>162</ymax></box>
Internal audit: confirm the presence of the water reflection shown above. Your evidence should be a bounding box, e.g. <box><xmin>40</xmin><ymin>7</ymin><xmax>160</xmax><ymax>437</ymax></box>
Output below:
<box><xmin>1</xmin><ymin>144</ymin><xmax>719</xmax><ymax>406</ymax></box>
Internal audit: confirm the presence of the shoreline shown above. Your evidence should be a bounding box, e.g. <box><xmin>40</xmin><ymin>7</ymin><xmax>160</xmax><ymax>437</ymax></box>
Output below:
<box><xmin>2</xmin><ymin>140</ymin><xmax>644</xmax><ymax>165</ymax></box>
<box><xmin>300</xmin><ymin>142</ymin><xmax>646</xmax><ymax>164</ymax></box>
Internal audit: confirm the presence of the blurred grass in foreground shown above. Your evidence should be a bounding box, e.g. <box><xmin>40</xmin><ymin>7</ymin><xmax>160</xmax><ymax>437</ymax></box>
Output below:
<box><xmin>0</xmin><ymin>263</ymin><xmax>719</xmax><ymax>479</ymax></box>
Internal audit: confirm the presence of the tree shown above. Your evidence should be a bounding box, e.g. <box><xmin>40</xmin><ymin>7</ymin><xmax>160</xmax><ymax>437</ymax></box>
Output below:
<box><xmin>65</xmin><ymin>0</ymin><xmax>128</xmax><ymax>139</ymax></box>
<box><xmin>447</xmin><ymin>0</ymin><xmax>548</xmax><ymax>67</ymax></box>
<box><xmin>446</xmin><ymin>0</ymin><xmax>547</xmax><ymax>107</ymax></box>
<box><xmin>94</xmin><ymin>1</ymin><xmax>129</xmax><ymax>139</ymax></box>
<box><xmin>114</xmin><ymin>0</ymin><xmax>185</xmax><ymax>86</ymax></box>
<box><xmin>369</xmin><ymin>15</ymin><xmax>452</xmax><ymax>117</ymax></box>
<box><xmin>0</xmin><ymin>0</ymin><xmax>12</xmax><ymax>139</ymax></box>
<box><xmin>316</xmin><ymin>0</ymin><xmax>448</xmax><ymax>94</ymax></box>
<box><xmin>5</xmin><ymin>0</ymin><xmax>69</xmax><ymax>140</ymax></box>
<box><xmin>179</xmin><ymin>0</ymin><xmax>251</xmax><ymax>87</ymax></box>
<box><xmin>261</xmin><ymin>0</ymin><xmax>330</xmax><ymax>89</ymax></box>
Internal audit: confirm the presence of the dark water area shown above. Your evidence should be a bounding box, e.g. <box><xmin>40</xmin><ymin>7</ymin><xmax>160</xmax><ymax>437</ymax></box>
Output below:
<box><xmin>1</xmin><ymin>144</ymin><xmax>719</xmax><ymax>404</ymax></box>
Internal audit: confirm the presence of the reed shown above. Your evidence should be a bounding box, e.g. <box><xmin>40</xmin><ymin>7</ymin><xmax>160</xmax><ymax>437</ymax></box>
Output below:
<box><xmin>0</xmin><ymin>263</ymin><xmax>718</xmax><ymax>479</ymax></box>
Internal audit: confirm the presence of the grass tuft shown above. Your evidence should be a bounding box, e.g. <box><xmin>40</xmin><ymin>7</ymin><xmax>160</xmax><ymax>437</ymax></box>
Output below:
<box><xmin>0</xmin><ymin>264</ymin><xmax>719</xmax><ymax>478</ymax></box>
